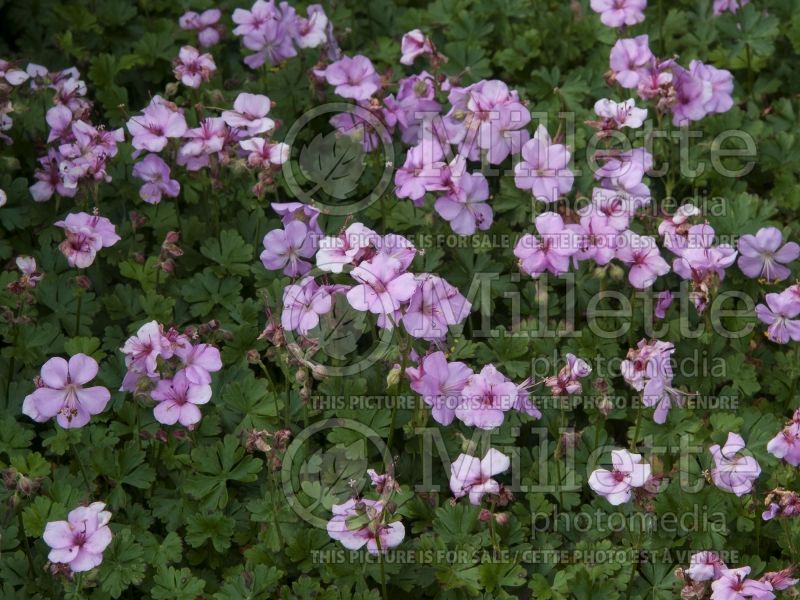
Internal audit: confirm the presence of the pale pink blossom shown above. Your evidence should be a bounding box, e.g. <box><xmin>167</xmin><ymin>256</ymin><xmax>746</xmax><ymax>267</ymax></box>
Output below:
<box><xmin>43</xmin><ymin>502</ymin><xmax>112</xmax><ymax>572</ymax></box>
<box><xmin>709</xmin><ymin>433</ymin><xmax>761</xmax><ymax>496</ymax></box>
<box><xmin>22</xmin><ymin>354</ymin><xmax>110</xmax><ymax>428</ymax></box>
<box><xmin>588</xmin><ymin>449</ymin><xmax>651</xmax><ymax>505</ymax></box>
<box><xmin>450</xmin><ymin>448</ymin><xmax>510</xmax><ymax>505</ymax></box>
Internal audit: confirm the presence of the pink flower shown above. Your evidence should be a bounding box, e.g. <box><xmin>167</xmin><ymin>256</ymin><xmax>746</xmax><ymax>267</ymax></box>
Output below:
<box><xmin>394</xmin><ymin>141</ymin><xmax>448</xmax><ymax>205</ymax></box>
<box><xmin>414</xmin><ymin>351</ymin><xmax>473</xmax><ymax>426</ymax></box>
<box><xmin>346</xmin><ymin>253</ymin><xmax>418</xmax><ymax>315</ymax></box>
<box><xmin>455</xmin><ymin>365</ymin><xmax>518</xmax><ymax>430</ymax></box>
<box><xmin>175</xmin><ymin>343</ymin><xmax>222</xmax><ymax>385</ymax></box>
<box><xmin>514</xmin><ymin>212</ymin><xmax>579</xmax><ymax>278</ymax></box>
<box><xmin>46</xmin><ymin>105</ymin><xmax>73</xmax><ymax>142</ymax></box>
<box><xmin>179</xmin><ymin>117</ymin><xmax>228</xmax><ymax>165</ymax></box>
<box><xmin>713</xmin><ymin>0</ymin><xmax>749</xmax><ymax>15</ymax></box>
<box><xmin>239</xmin><ymin>138</ymin><xmax>289</xmax><ymax>168</ymax></box>
<box><xmin>670</xmin><ymin>61</ymin><xmax>734</xmax><ymax>126</ymax></box>
<box><xmin>686</xmin><ymin>551</ymin><xmax>727</xmax><ymax>581</ymax></box>
<box><xmin>616</xmin><ymin>231</ymin><xmax>670</xmax><ymax>289</ymax></box>
<box><xmin>594</xmin><ymin>148</ymin><xmax>653</xmax><ymax>196</ymax></box>
<box><xmin>22</xmin><ymin>354</ymin><xmax>110</xmax><ymax>429</ymax></box>
<box><xmin>316</xmin><ymin>222</ymin><xmax>378</xmax><ymax>274</ymax></box>
<box><xmin>514</xmin><ymin>125</ymin><xmax>573</xmax><ymax>203</ymax></box>
<box><xmin>443</xmin><ymin>79</ymin><xmax>530</xmax><ymax>164</ymax></box>
<box><xmin>760</xmin><ymin>567</ymin><xmax>798</xmax><ymax>591</ymax></box>
<box><xmin>450</xmin><ymin>448</ymin><xmax>510</xmax><ymax>505</ymax></box>
<box><xmin>709</xmin><ymin>433</ymin><xmax>761</xmax><ymax>496</ymax></box>
<box><xmin>590</xmin><ymin>0</ymin><xmax>646</xmax><ymax>28</ymax></box>
<box><xmin>766</xmin><ymin>422</ymin><xmax>800</xmax><ymax>466</ymax></box>
<box><xmin>222</xmin><ymin>93</ymin><xmax>274</xmax><ymax>135</ymax></box>
<box><xmin>569</xmin><ymin>211</ymin><xmax>620</xmax><ymax>266</ymax></box>
<box><xmin>127</xmin><ymin>98</ymin><xmax>188</xmax><ymax>153</ymax></box>
<box><xmin>232</xmin><ymin>0</ymin><xmax>278</xmax><ymax>38</ymax></box>
<box><xmin>317</xmin><ymin>55</ymin><xmax>380</xmax><ymax>101</ymax></box>
<box><xmin>621</xmin><ymin>339</ymin><xmax>685</xmax><ymax>424</ymax></box>
<box><xmin>434</xmin><ymin>171</ymin><xmax>492</xmax><ymax>235</ymax></box>
<box><xmin>327</xmin><ymin>498</ymin><xmax>405</xmax><ymax>554</ymax></box>
<box><xmin>55</xmin><ymin>212</ymin><xmax>120</xmax><ymax>269</ymax></box>
<box><xmin>755</xmin><ymin>290</ymin><xmax>800</xmax><ymax>344</ymax></box>
<box><xmin>281</xmin><ymin>277</ymin><xmax>333</xmax><ymax>335</ymax></box>
<box><xmin>711</xmin><ymin>567</ymin><xmax>775</xmax><ymax>600</ymax></box>
<box><xmin>120</xmin><ymin>320</ymin><xmax>171</xmax><ymax>378</ymax></box>
<box><xmin>0</xmin><ymin>59</ymin><xmax>30</xmax><ymax>86</ymax></box>
<box><xmin>588</xmin><ymin>449</ymin><xmax>651</xmax><ymax>505</ymax></box>
<box><xmin>544</xmin><ymin>353</ymin><xmax>592</xmax><ymax>396</ymax></box>
<box><xmin>294</xmin><ymin>4</ymin><xmax>328</xmax><ymax>49</ymax></box>
<box><xmin>654</xmin><ymin>290</ymin><xmax>673</xmax><ymax>319</ymax></box>
<box><xmin>43</xmin><ymin>502</ymin><xmax>112</xmax><ymax>572</ymax></box>
<box><xmin>260</xmin><ymin>221</ymin><xmax>316</xmax><ymax>277</ymax></box>
<box><xmin>737</xmin><ymin>227</ymin><xmax>799</xmax><ymax>281</ymax></box>
<box><xmin>400</xmin><ymin>30</ymin><xmax>434</xmax><ymax>65</ymax></box>
<box><xmin>132</xmin><ymin>154</ymin><xmax>180</xmax><ymax>204</ymax></box>
<box><xmin>151</xmin><ymin>370</ymin><xmax>211</xmax><ymax>427</ymax></box>
<box><xmin>610</xmin><ymin>35</ymin><xmax>653</xmax><ymax>89</ymax></box>
<box><xmin>179</xmin><ymin>9</ymin><xmax>223</xmax><ymax>47</ymax></box>
<box><xmin>402</xmin><ymin>274</ymin><xmax>471</xmax><ymax>341</ymax></box>
<box><xmin>174</xmin><ymin>46</ymin><xmax>216</xmax><ymax>88</ymax></box>
<box><xmin>593</xmin><ymin>98</ymin><xmax>648</xmax><ymax>129</ymax></box>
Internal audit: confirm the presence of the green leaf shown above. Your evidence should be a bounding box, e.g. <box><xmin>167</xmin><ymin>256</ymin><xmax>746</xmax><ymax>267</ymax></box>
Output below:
<box><xmin>151</xmin><ymin>566</ymin><xmax>205</xmax><ymax>600</ymax></box>
<box><xmin>200</xmin><ymin>230</ymin><xmax>255</xmax><ymax>277</ymax></box>
<box><xmin>298</xmin><ymin>131</ymin><xmax>366</xmax><ymax>200</ymax></box>
<box><xmin>98</xmin><ymin>529</ymin><xmax>147</xmax><ymax>598</ymax></box>
<box><xmin>185</xmin><ymin>513</ymin><xmax>235</xmax><ymax>552</ymax></box>
<box><xmin>184</xmin><ymin>435</ymin><xmax>263</xmax><ymax>510</ymax></box>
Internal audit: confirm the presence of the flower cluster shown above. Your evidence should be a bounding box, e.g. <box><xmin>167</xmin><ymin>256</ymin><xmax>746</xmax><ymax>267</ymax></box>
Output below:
<box><xmin>22</xmin><ymin>354</ymin><xmax>110</xmax><ymax>429</ymax></box>
<box><xmin>120</xmin><ymin>321</ymin><xmax>222</xmax><ymax>427</ymax></box>
<box><xmin>271</xmin><ymin>221</ymin><xmax>472</xmax><ymax>343</ymax></box>
<box><xmin>406</xmin><ymin>351</ymin><xmax>590</xmax><ymax>428</ymax></box>
<box><xmin>406</xmin><ymin>353</ymin><xmax>540</xmax><ymax>428</ymax></box>
<box><xmin>26</xmin><ymin>67</ymin><xmax>123</xmax><ymax>202</ymax></box>
<box><xmin>233</xmin><ymin>0</ymin><xmax>329</xmax><ymax>69</ymax></box>
<box><xmin>326</xmin><ymin>469</ymin><xmax>405</xmax><ymax>554</ymax></box>
<box><xmin>680</xmin><ymin>551</ymin><xmax>794</xmax><ymax>599</ymax></box>
<box><xmin>621</xmin><ymin>338</ymin><xmax>695</xmax><ymax>424</ymax></box>
<box><xmin>762</xmin><ymin>487</ymin><xmax>800</xmax><ymax>521</ymax></box>
<box><xmin>609</xmin><ymin>34</ymin><xmax>734</xmax><ymax>126</ymax></box>
<box><xmin>127</xmin><ymin>92</ymin><xmax>288</xmax><ymax>200</ymax></box>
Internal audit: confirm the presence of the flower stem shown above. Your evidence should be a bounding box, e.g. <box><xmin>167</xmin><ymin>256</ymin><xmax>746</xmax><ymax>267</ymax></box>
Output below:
<box><xmin>374</xmin><ymin>532</ymin><xmax>388</xmax><ymax>600</ymax></box>
<box><xmin>17</xmin><ymin>510</ymin><xmax>36</xmax><ymax>577</ymax></box>
<box><xmin>257</xmin><ymin>360</ymin><xmax>281</xmax><ymax>423</ymax></box>
<box><xmin>74</xmin><ymin>290</ymin><xmax>83</xmax><ymax>335</ymax></box>
<box><xmin>630</xmin><ymin>400</ymin><xmax>644</xmax><ymax>452</ymax></box>
<box><xmin>72</xmin><ymin>441</ymin><xmax>92</xmax><ymax>491</ymax></box>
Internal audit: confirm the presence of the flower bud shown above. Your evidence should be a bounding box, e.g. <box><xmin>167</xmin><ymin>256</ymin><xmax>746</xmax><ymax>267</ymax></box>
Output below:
<box><xmin>75</xmin><ymin>275</ymin><xmax>92</xmax><ymax>290</ymax></box>
<box><xmin>386</xmin><ymin>365</ymin><xmax>401</xmax><ymax>388</ymax></box>
<box><xmin>246</xmin><ymin>350</ymin><xmax>261</xmax><ymax>364</ymax></box>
